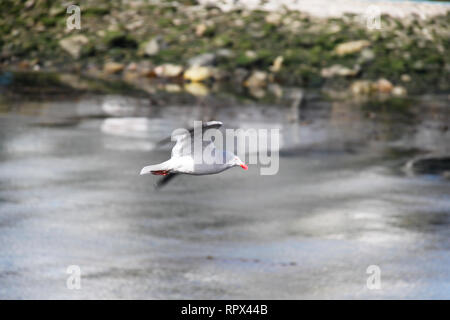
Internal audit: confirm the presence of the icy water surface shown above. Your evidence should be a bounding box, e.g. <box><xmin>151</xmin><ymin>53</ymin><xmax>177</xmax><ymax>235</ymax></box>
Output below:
<box><xmin>0</xmin><ymin>87</ymin><xmax>449</xmax><ymax>299</ymax></box>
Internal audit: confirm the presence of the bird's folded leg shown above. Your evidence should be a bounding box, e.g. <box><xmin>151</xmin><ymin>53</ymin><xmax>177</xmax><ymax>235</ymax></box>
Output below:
<box><xmin>151</xmin><ymin>170</ymin><xmax>170</xmax><ymax>176</ymax></box>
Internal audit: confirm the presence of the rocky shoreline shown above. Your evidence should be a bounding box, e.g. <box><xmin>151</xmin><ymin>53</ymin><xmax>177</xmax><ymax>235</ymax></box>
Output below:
<box><xmin>0</xmin><ymin>0</ymin><xmax>449</xmax><ymax>99</ymax></box>
<box><xmin>199</xmin><ymin>0</ymin><xmax>450</xmax><ymax>19</ymax></box>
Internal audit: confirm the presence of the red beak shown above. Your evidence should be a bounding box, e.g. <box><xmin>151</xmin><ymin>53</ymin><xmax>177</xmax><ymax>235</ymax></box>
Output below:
<box><xmin>240</xmin><ymin>164</ymin><xmax>248</xmax><ymax>170</ymax></box>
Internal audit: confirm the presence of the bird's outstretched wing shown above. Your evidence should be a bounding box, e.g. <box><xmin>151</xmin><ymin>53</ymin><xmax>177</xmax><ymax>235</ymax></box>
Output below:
<box><xmin>156</xmin><ymin>121</ymin><xmax>222</xmax><ymax>146</ymax></box>
<box><xmin>158</xmin><ymin>121</ymin><xmax>223</xmax><ymax>158</ymax></box>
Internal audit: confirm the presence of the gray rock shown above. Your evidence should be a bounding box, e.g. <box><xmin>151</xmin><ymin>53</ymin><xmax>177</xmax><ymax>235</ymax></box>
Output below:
<box><xmin>103</xmin><ymin>62</ymin><xmax>125</xmax><ymax>74</ymax></box>
<box><xmin>144</xmin><ymin>37</ymin><xmax>162</xmax><ymax>56</ymax></box>
<box><xmin>405</xmin><ymin>155</ymin><xmax>450</xmax><ymax>176</ymax></box>
<box><xmin>335</xmin><ymin>40</ymin><xmax>370</xmax><ymax>56</ymax></box>
<box><xmin>216</xmin><ymin>49</ymin><xmax>234</xmax><ymax>58</ymax></box>
<box><xmin>59</xmin><ymin>35</ymin><xmax>89</xmax><ymax>59</ymax></box>
<box><xmin>359</xmin><ymin>48</ymin><xmax>375</xmax><ymax>63</ymax></box>
<box><xmin>245</xmin><ymin>71</ymin><xmax>268</xmax><ymax>88</ymax></box>
<box><xmin>188</xmin><ymin>53</ymin><xmax>216</xmax><ymax>67</ymax></box>
<box><xmin>321</xmin><ymin>64</ymin><xmax>360</xmax><ymax>78</ymax></box>
<box><xmin>233</xmin><ymin>68</ymin><xmax>249</xmax><ymax>85</ymax></box>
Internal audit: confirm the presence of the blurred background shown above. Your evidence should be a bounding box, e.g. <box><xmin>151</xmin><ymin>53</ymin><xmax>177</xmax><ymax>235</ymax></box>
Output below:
<box><xmin>0</xmin><ymin>0</ymin><xmax>449</xmax><ymax>299</ymax></box>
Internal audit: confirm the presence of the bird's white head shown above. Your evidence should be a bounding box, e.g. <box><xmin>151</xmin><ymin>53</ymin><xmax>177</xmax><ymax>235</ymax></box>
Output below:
<box><xmin>229</xmin><ymin>155</ymin><xmax>248</xmax><ymax>170</ymax></box>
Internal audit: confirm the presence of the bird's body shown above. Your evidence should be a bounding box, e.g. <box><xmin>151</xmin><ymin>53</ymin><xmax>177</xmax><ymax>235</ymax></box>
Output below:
<box><xmin>140</xmin><ymin>121</ymin><xmax>247</xmax><ymax>188</ymax></box>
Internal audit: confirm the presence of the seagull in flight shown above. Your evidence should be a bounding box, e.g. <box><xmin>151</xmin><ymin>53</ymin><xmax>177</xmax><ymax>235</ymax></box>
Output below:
<box><xmin>140</xmin><ymin>121</ymin><xmax>248</xmax><ymax>188</ymax></box>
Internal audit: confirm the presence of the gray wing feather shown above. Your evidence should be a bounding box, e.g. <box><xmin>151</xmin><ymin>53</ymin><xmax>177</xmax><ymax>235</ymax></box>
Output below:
<box><xmin>157</xmin><ymin>121</ymin><xmax>222</xmax><ymax>146</ymax></box>
<box><xmin>157</xmin><ymin>121</ymin><xmax>223</xmax><ymax>158</ymax></box>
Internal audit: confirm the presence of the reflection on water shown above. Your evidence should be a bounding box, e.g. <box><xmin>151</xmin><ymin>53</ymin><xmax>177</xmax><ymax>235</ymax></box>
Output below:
<box><xmin>0</xmin><ymin>89</ymin><xmax>449</xmax><ymax>299</ymax></box>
